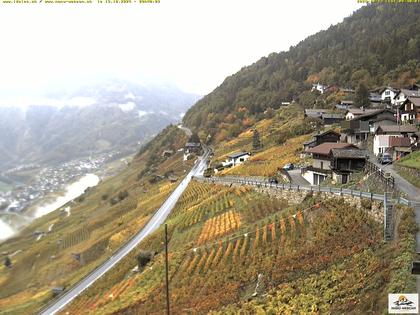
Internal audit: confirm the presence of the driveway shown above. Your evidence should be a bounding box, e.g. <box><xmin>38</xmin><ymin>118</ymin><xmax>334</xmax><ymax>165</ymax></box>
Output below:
<box><xmin>287</xmin><ymin>168</ymin><xmax>310</xmax><ymax>186</ymax></box>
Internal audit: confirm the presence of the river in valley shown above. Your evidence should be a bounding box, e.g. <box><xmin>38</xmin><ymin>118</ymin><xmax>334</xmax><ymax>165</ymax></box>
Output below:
<box><xmin>0</xmin><ymin>173</ymin><xmax>100</xmax><ymax>242</ymax></box>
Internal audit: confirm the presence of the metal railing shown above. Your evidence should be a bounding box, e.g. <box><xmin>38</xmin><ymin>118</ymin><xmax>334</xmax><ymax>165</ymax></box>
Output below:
<box><xmin>197</xmin><ymin>176</ymin><xmax>420</xmax><ymax>207</ymax></box>
<box><xmin>364</xmin><ymin>160</ymin><xmax>395</xmax><ymax>189</ymax></box>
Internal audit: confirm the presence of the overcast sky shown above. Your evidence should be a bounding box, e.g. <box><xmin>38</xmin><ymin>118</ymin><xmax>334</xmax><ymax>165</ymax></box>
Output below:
<box><xmin>0</xmin><ymin>0</ymin><xmax>363</xmax><ymax>103</ymax></box>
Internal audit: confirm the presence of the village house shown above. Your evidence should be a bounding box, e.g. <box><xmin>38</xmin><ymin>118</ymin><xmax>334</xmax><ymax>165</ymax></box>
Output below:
<box><xmin>335</xmin><ymin>100</ymin><xmax>354</xmax><ymax>110</ymax></box>
<box><xmin>354</xmin><ymin>109</ymin><xmax>397</xmax><ymax>133</ymax></box>
<box><xmin>185</xmin><ymin>142</ymin><xmax>202</xmax><ymax>154</ymax></box>
<box><xmin>311</xmin><ymin>83</ymin><xmax>328</xmax><ymax>94</ymax></box>
<box><xmin>302</xmin><ymin>142</ymin><xmax>358</xmax><ymax>185</ymax></box>
<box><xmin>303</xmin><ymin>130</ymin><xmax>340</xmax><ymax>151</ymax></box>
<box><xmin>330</xmin><ymin>148</ymin><xmax>369</xmax><ymax>184</ymax></box>
<box><xmin>397</xmin><ymin>96</ymin><xmax>420</xmax><ymax>124</ymax></box>
<box><xmin>393</xmin><ymin>89</ymin><xmax>420</xmax><ymax>106</ymax></box>
<box><xmin>369</xmin><ymin>92</ymin><xmax>382</xmax><ymax>104</ymax></box>
<box><xmin>373</xmin><ymin>125</ymin><xmax>418</xmax><ymax>158</ymax></box>
<box><xmin>388</xmin><ymin>137</ymin><xmax>413</xmax><ymax>161</ymax></box>
<box><xmin>321</xmin><ymin>113</ymin><xmax>345</xmax><ymax>125</ymax></box>
<box><xmin>341</xmin><ymin>109</ymin><xmax>397</xmax><ymax>147</ymax></box>
<box><xmin>380</xmin><ymin>87</ymin><xmax>399</xmax><ymax>105</ymax></box>
<box><xmin>222</xmin><ymin>152</ymin><xmax>251</xmax><ymax>167</ymax></box>
<box><xmin>340</xmin><ymin>119</ymin><xmax>370</xmax><ymax>147</ymax></box>
<box><xmin>304</xmin><ymin>108</ymin><xmax>329</xmax><ymax>119</ymax></box>
<box><xmin>344</xmin><ymin>108</ymin><xmax>379</xmax><ymax>120</ymax></box>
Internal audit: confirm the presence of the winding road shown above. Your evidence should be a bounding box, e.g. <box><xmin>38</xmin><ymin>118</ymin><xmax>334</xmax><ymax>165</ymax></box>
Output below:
<box><xmin>39</xmin><ymin>149</ymin><xmax>209</xmax><ymax>315</ymax></box>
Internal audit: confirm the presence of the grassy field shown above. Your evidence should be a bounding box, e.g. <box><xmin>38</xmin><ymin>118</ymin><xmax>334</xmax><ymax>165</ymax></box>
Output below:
<box><xmin>396</xmin><ymin>151</ymin><xmax>420</xmax><ymax>188</ymax></box>
<box><xmin>398</xmin><ymin>151</ymin><xmax>420</xmax><ymax>169</ymax></box>
<box><xmin>58</xmin><ymin>180</ymin><xmax>416</xmax><ymax>315</ymax></box>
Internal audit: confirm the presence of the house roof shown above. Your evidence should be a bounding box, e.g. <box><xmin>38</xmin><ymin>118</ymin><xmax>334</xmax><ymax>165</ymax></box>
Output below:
<box><xmin>331</xmin><ymin>148</ymin><xmax>369</xmax><ymax>159</ymax></box>
<box><xmin>395</xmin><ymin>89</ymin><xmax>420</xmax><ymax>99</ymax></box>
<box><xmin>306</xmin><ymin>142</ymin><xmax>355</xmax><ymax>156</ymax></box>
<box><xmin>353</xmin><ymin>109</ymin><xmax>395</xmax><ymax>121</ymax></box>
<box><xmin>304</xmin><ymin>109</ymin><xmax>329</xmax><ymax>118</ymax></box>
<box><xmin>303</xmin><ymin>130</ymin><xmax>340</xmax><ymax>146</ymax></box>
<box><xmin>389</xmin><ymin>136</ymin><xmax>411</xmax><ymax>148</ymax></box>
<box><xmin>185</xmin><ymin>142</ymin><xmax>201</xmax><ymax>147</ymax></box>
<box><xmin>345</xmin><ymin>108</ymin><xmax>379</xmax><ymax>116</ymax></box>
<box><xmin>406</xmin><ymin>96</ymin><xmax>420</xmax><ymax>107</ymax></box>
<box><xmin>379</xmin><ymin>86</ymin><xmax>399</xmax><ymax>94</ymax></box>
<box><xmin>227</xmin><ymin>152</ymin><xmax>250</xmax><ymax>159</ymax></box>
<box><xmin>370</xmin><ymin>86</ymin><xmax>385</xmax><ymax>93</ymax></box>
<box><xmin>375</xmin><ymin>125</ymin><xmax>418</xmax><ymax>134</ymax></box>
<box><xmin>335</xmin><ymin>104</ymin><xmax>353</xmax><ymax>110</ymax></box>
<box><xmin>322</xmin><ymin>113</ymin><xmax>344</xmax><ymax>119</ymax></box>
<box><xmin>314</xmin><ymin>130</ymin><xmax>341</xmax><ymax>138</ymax></box>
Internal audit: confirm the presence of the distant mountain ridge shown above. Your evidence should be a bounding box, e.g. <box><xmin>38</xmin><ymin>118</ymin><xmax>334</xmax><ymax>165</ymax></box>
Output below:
<box><xmin>0</xmin><ymin>80</ymin><xmax>200</xmax><ymax>171</ymax></box>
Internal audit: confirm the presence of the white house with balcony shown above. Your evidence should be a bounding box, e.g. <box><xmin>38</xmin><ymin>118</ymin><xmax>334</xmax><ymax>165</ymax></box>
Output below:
<box><xmin>380</xmin><ymin>87</ymin><xmax>399</xmax><ymax>105</ymax></box>
<box><xmin>222</xmin><ymin>152</ymin><xmax>251</xmax><ymax>167</ymax></box>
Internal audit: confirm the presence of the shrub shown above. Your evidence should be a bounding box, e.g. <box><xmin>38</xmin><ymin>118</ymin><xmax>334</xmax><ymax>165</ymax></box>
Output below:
<box><xmin>137</xmin><ymin>250</ymin><xmax>155</xmax><ymax>270</ymax></box>
<box><xmin>118</xmin><ymin>190</ymin><xmax>129</xmax><ymax>201</ymax></box>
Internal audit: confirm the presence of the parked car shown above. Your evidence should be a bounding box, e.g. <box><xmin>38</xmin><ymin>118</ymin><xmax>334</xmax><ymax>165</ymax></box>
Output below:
<box><xmin>268</xmin><ymin>177</ymin><xmax>278</xmax><ymax>184</ymax></box>
<box><xmin>283</xmin><ymin>163</ymin><xmax>294</xmax><ymax>171</ymax></box>
<box><xmin>379</xmin><ymin>153</ymin><xmax>392</xmax><ymax>164</ymax></box>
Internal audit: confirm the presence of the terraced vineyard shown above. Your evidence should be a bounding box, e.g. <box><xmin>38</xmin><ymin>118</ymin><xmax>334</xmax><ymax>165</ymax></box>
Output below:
<box><xmin>60</xmin><ymin>181</ymin><xmax>416</xmax><ymax>315</ymax></box>
<box><xmin>221</xmin><ymin>134</ymin><xmax>311</xmax><ymax>177</ymax></box>
<box><xmin>0</xmin><ymin>125</ymin><xmax>193</xmax><ymax>315</ymax></box>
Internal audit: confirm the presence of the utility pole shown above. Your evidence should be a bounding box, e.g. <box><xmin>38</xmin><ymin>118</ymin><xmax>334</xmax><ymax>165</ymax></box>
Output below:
<box><xmin>383</xmin><ymin>190</ymin><xmax>388</xmax><ymax>240</ymax></box>
<box><xmin>165</xmin><ymin>224</ymin><xmax>170</xmax><ymax>315</ymax></box>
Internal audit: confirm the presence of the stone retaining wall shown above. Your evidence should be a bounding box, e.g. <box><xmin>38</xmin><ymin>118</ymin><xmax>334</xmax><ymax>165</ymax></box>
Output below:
<box><xmin>212</xmin><ymin>181</ymin><xmax>384</xmax><ymax>223</ymax></box>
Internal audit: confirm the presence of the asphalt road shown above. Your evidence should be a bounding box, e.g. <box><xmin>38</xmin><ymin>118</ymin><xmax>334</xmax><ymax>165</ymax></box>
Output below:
<box><xmin>178</xmin><ymin>124</ymin><xmax>193</xmax><ymax>137</ymax></box>
<box><xmin>39</xmin><ymin>151</ymin><xmax>209</xmax><ymax>315</ymax></box>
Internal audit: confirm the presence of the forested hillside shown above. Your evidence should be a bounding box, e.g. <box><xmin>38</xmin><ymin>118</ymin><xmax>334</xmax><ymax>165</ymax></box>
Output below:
<box><xmin>183</xmin><ymin>4</ymin><xmax>420</xmax><ymax>141</ymax></box>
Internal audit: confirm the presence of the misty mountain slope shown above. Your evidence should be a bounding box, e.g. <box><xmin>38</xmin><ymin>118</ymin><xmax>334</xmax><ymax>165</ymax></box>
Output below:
<box><xmin>0</xmin><ymin>80</ymin><xmax>200</xmax><ymax>170</ymax></box>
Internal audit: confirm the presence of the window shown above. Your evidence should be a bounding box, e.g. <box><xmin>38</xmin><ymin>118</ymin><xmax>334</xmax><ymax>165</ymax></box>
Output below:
<box><xmin>385</xmin><ymin>91</ymin><xmax>390</xmax><ymax>95</ymax></box>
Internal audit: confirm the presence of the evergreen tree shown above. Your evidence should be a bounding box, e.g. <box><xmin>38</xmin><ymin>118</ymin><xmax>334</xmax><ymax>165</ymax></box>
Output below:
<box><xmin>253</xmin><ymin>129</ymin><xmax>261</xmax><ymax>150</ymax></box>
<box><xmin>4</xmin><ymin>256</ymin><xmax>11</xmax><ymax>268</ymax></box>
<box><xmin>355</xmin><ymin>83</ymin><xmax>370</xmax><ymax>107</ymax></box>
